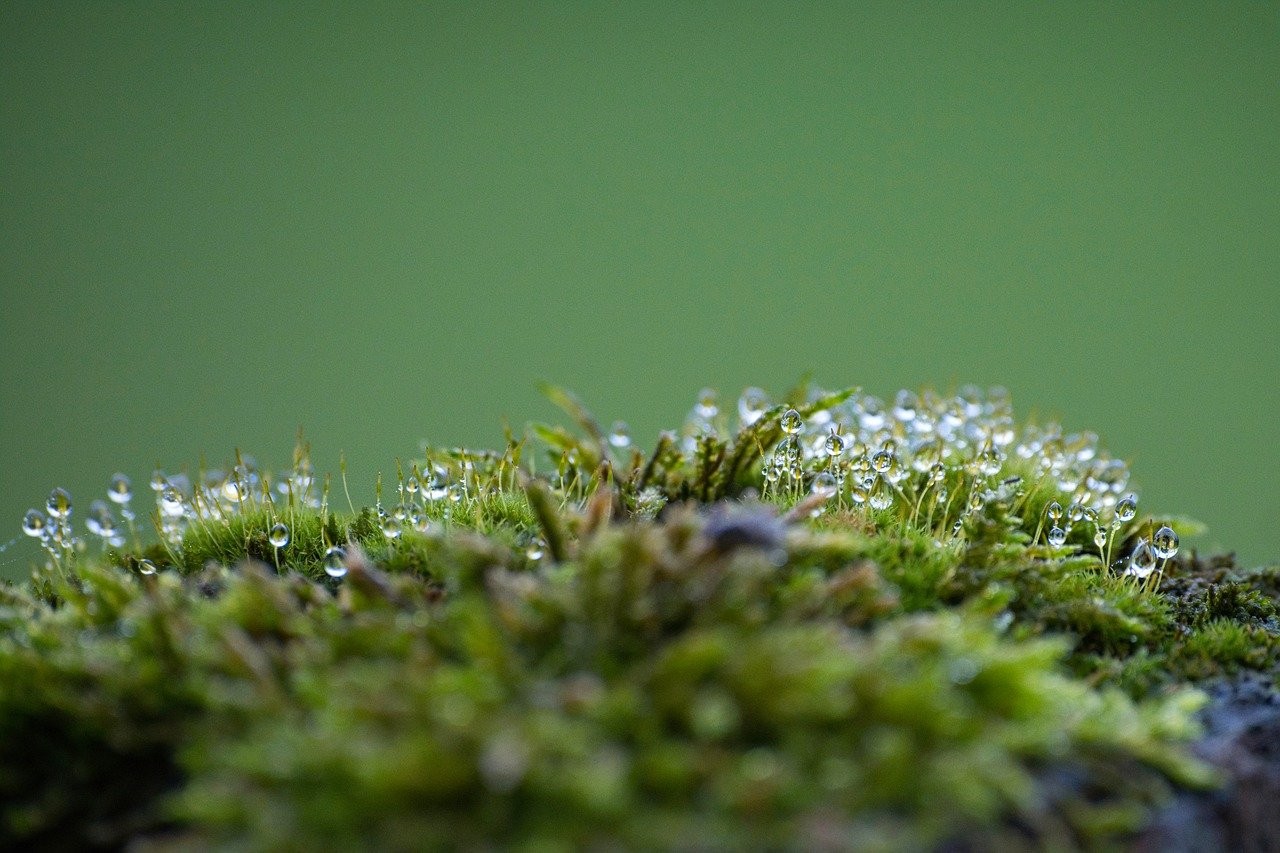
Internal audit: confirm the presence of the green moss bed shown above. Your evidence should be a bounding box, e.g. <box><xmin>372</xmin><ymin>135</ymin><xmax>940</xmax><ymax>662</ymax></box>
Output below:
<box><xmin>3</xmin><ymin>384</ymin><xmax>1278</xmax><ymax>851</ymax></box>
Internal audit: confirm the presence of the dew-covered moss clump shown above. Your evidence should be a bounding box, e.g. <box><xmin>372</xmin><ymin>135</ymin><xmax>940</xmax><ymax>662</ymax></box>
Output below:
<box><xmin>4</xmin><ymin>383</ymin><xmax>1277</xmax><ymax>850</ymax></box>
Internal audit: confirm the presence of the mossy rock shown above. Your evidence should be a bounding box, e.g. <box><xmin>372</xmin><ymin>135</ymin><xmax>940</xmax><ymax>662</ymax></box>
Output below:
<box><xmin>2</xmin><ymin>384</ymin><xmax>1276</xmax><ymax>851</ymax></box>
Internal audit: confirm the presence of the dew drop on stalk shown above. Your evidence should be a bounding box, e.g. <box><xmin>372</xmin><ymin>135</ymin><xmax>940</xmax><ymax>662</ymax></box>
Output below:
<box><xmin>222</xmin><ymin>478</ymin><xmax>247</xmax><ymax>503</ymax></box>
<box><xmin>823</xmin><ymin>428</ymin><xmax>846</xmax><ymax>459</ymax></box>
<box><xmin>269</xmin><ymin>522</ymin><xmax>290</xmax><ymax>549</ymax></box>
<box><xmin>1152</xmin><ymin>525</ymin><xmax>1179</xmax><ymax>560</ymax></box>
<box><xmin>1068</xmin><ymin>502</ymin><xmax>1085</xmax><ymax>523</ymax></box>
<box><xmin>21</xmin><ymin>509</ymin><xmax>46</xmax><ymax>538</ymax></box>
<box><xmin>737</xmin><ymin>387</ymin><xmax>769</xmax><ymax>427</ymax></box>
<box><xmin>1094</xmin><ymin>528</ymin><xmax>1107</xmax><ymax>548</ymax></box>
<box><xmin>871</xmin><ymin>450</ymin><xmax>894</xmax><ymax>475</ymax></box>
<box><xmin>404</xmin><ymin>476</ymin><xmax>420</xmax><ymax>496</ymax></box>
<box><xmin>1126</xmin><ymin>540</ymin><xmax>1157</xmax><ymax>579</ymax></box>
<box><xmin>1047</xmin><ymin>526</ymin><xmax>1066</xmax><ymax>547</ymax></box>
<box><xmin>46</xmin><ymin>487</ymin><xmax>72</xmax><ymax>519</ymax></box>
<box><xmin>160</xmin><ymin>488</ymin><xmax>185</xmax><ymax>518</ymax></box>
<box><xmin>382</xmin><ymin>516</ymin><xmax>402</xmax><ymax>539</ymax></box>
<box><xmin>811</xmin><ymin>471</ymin><xmax>838</xmax><ymax>499</ymax></box>
<box><xmin>150</xmin><ymin>470</ymin><xmax>168</xmax><ymax>493</ymax></box>
<box><xmin>108</xmin><ymin>473</ymin><xmax>132</xmax><ymax>505</ymax></box>
<box><xmin>779</xmin><ymin>408</ymin><xmax>803</xmax><ymax>436</ymax></box>
<box><xmin>868</xmin><ymin>483</ymin><xmax>893</xmax><ymax>510</ymax></box>
<box><xmin>695</xmin><ymin>388</ymin><xmax>719</xmax><ymax>419</ymax></box>
<box><xmin>608</xmin><ymin>421</ymin><xmax>632</xmax><ymax>449</ymax></box>
<box><xmin>323</xmin><ymin>545</ymin><xmax>348</xmax><ymax>578</ymax></box>
<box><xmin>1115</xmin><ymin>495</ymin><xmax>1137</xmax><ymax>523</ymax></box>
<box><xmin>1046</xmin><ymin>501</ymin><xmax>1063</xmax><ymax>522</ymax></box>
<box><xmin>851</xmin><ymin>482</ymin><xmax>869</xmax><ymax>505</ymax></box>
<box><xmin>137</xmin><ymin>558</ymin><xmax>157</xmax><ymax>576</ymax></box>
<box><xmin>526</xmin><ymin>539</ymin><xmax>545</xmax><ymax>561</ymax></box>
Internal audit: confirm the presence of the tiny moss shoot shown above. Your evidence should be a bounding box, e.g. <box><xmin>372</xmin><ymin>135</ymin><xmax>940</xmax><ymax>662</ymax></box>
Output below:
<box><xmin>1</xmin><ymin>382</ymin><xmax>1275</xmax><ymax>850</ymax></box>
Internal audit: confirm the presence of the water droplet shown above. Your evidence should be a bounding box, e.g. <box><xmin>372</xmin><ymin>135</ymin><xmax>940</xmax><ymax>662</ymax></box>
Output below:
<box><xmin>737</xmin><ymin>387</ymin><xmax>770</xmax><ymax>427</ymax></box>
<box><xmin>46</xmin><ymin>488</ymin><xmax>72</xmax><ymax>519</ymax></box>
<box><xmin>1153</xmin><ymin>525</ymin><xmax>1179</xmax><ymax>560</ymax></box>
<box><xmin>811</xmin><ymin>471</ymin><xmax>838</xmax><ymax>499</ymax></box>
<box><xmin>1046</xmin><ymin>501</ymin><xmax>1063</xmax><ymax>522</ymax></box>
<box><xmin>1093</xmin><ymin>528</ymin><xmax>1107</xmax><ymax>548</ymax></box>
<box><xmin>851</xmin><ymin>482</ymin><xmax>869</xmax><ymax>505</ymax></box>
<box><xmin>779</xmin><ymin>408</ymin><xmax>803</xmax><ymax>436</ymax></box>
<box><xmin>150</xmin><ymin>470</ymin><xmax>168</xmax><ymax>493</ymax></box>
<box><xmin>868</xmin><ymin>482</ymin><xmax>893</xmax><ymax>510</ymax></box>
<box><xmin>446</xmin><ymin>483</ymin><xmax>463</xmax><ymax>503</ymax></box>
<box><xmin>892</xmin><ymin>389</ymin><xmax>918</xmax><ymax>423</ymax></box>
<box><xmin>525</xmin><ymin>539</ymin><xmax>545</xmax><ymax>561</ymax></box>
<box><xmin>871</xmin><ymin>450</ymin><xmax>894</xmax><ymax>474</ymax></box>
<box><xmin>1115</xmin><ymin>495</ymin><xmax>1137</xmax><ymax>523</ymax></box>
<box><xmin>695</xmin><ymin>388</ymin><xmax>719</xmax><ymax>419</ymax></box>
<box><xmin>323</xmin><ymin>545</ymin><xmax>348</xmax><ymax>578</ymax></box>
<box><xmin>598</xmin><ymin>420</ymin><xmax>632</xmax><ymax>450</ymax></box>
<box><xmin>1047</xmin><ymin>526</ymin><xmax>1066</xmax><ymax>547</ymax></box>
<box><xmin>108</xmin><ymin>473</ymin><xmax>132</xmax><ymax>504</ymax></box>
<box><xmin>269</xmin><ymin>522</ymin><xmax>290</xmax><ymax>549</ymax></box>
<box><xmin>823</xmin><ymin>428</ymin><xmax>846</xmax><ymax>459</ymax></box>
<box><xmin>1126</xmin><ymin>540</ymin><xmax>1157</xmax><ymax>579</ymax></box>
<box><xmin>137</xmin><ymin>558</ymin><xmax>157</xmax><ymax>576</ymax></box>
<box><xmin>976</xmin><ymin>446</ymin><xmax>1003</xmax><ymax>477</ymax></box>
<box><xmin>160</xmin><ymin>487</ymin><xmax>185</xmax><ymax>519</ymax></box>
<box><xmin>1067</xmin><ymin>501</ymin><xmax>1085</xmax><ymax>523</ymax></box>
<box><xmin>21</xmin><ymin>509</ymin><xmax>46</xmax><ymax>538</ymax></box>
<box><xmin>929</xmin><ymin>461</ymin><xmax>947</xmax><ymax>484</ymax></box>
<box><xmin>382</xmin><ymin>516</ymin><xmax>402</xmax><ymax>539</ymax></box>
<box><xmin>222</xmin><ymin>478</ymin><xmax>247</xmax><ymax>503</ymax></box>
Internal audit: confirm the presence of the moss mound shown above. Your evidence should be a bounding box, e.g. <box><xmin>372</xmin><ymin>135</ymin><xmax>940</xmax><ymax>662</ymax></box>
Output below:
<box><xmin>2</xmin><ymin>384</ymin><xmax>1275</xmax><ymax>850</ymax></box>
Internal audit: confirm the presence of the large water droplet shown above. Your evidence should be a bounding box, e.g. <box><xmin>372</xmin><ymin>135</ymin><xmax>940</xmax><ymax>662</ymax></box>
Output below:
<box><xmin>779</xmin><ymin>408</ymin><xmax>803</xmax><ymax>436</ymax></box>
<box><xmin>1126</xmin><ymin>540</ymin><xmax>1157</xmax><ymax>579</ymax></box>
<box><xmin>108</xmin><ymin>473</ymin><xmax>132</xmax><ymax>505</ymax></box>
<box><xmin>811</xmin><ymin>471</ymin><xmax>838</xmax><ymax>499</ymax></box>
<box><xmin>21</xmin><ymin>509</ymin><xmax>46</xmax><ymax>538</ymax></box>
<box><xmin>46</xmin><ymin>488</ymin><xmax>72</xmax><ymax>519</ymax></box>
<box><xmin>1115</xmin><ymin>495</ymin><xmax>1137</xmax><ymax>523</ymax></box>
<box><xmin>1152</xmin><ymin>525</ymin><xmax>1179</xmax><ymax>560</ymax></box>
<box><xmin>608</xmin><ymin>421</ymin><xmax>632</xmax><ymax>449</ymax></box>
<box><xmin>323</xmin><ymin>545</ymin><xmax>348</xmax><ymax>578</ymax></box>
<box><xmin>1047</xmin><ymin>526</ymin><xmax>1066</xmax><ymax>547</ymax></box>
<box><xmin>269</xmin><ymin>522</ymin><xmax>290</xmax><ymax>549</ymax></box>
<box><xmin>737</xmin><ymin>387</ymin><xmax>770</xmax><ymax>427</ymax></box>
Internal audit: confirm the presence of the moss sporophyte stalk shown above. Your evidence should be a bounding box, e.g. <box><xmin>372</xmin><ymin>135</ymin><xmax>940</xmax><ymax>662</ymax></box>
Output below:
<box><xmin>2</xmin><ymin>382</ymin><xmax>1275</xmax><ymax>850</ymax></box>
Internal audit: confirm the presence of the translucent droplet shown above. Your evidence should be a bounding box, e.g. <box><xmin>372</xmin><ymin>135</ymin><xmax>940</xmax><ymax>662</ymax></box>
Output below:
<box><xmin>446</xmin><ymin>483</ymin><xmax>463</xmax><ymax>504</ymax></box>
<box><xmin>851</xmin><ymin>482</ymin><xmax>869</xmax><ymax>505</ymax></box>
<box><xmin>1047</xmin><ymin>501</ymin><xmax>1063</xmax><ymax>522</ymax></box>
<box><xmin>823</xmin><ymin>429</ymin><xmax>846</xmax><ymax>459</ymax></box>
<box><xmin>382</xmin><ymin>516</ymin><xmax>402</xmax><ymax>539</ymax></box>
<box><xmin>695</xmin><ymin>388</ymin><xmax>719</xmax><ymax>419</ymax></box>
<box><xmin>762</xmin><ymin>455</ymin><xmax>780</xmax><ymax>483</ymax></box>
<box><xmin>892</xmin><ymin>389</ymin><xmax>918</xmax><ymax>423</ymax></box>
<box><xmin>160</xmin><ymin>487</ymin><xmax>185</xmax><ymax>519</ymax></box>
<box><xmin>1047</xmin><ymin>526</ymin><xmax>1066</xmax><ymax>547</ymax></box>
<box><xmin>21</xmin><ymin>509</ymin><xmax>46</xmax><ymax>538</ymax></box>
<box><xmin>150</xmin><ymin>470</ymin><xmax>168</xmax><ymax>493</ymax></box>
<box><xmin>323</xmin><ymin>545</ymin><xmax>348</xmax><ymax>578</ymax></box>
<box><xmin>108</xmin><ymin>473</ymin><xmax>132</xmax><ymax>504</ymax></box>
<box><xmin>46</xmin><ymin>487</ymin><xmax>72</xmax><ymax>519</ymax></box>
<box><xmin>525</xmin><ymin>539</ymin><xmax>545</xmax><ymax>561</ymax></box>
<box><xmin>1093</xmin><ymin>528</ymin><xmax>1107</xmax><ymax>548</ymax></box>
<box><xmin>1126</xmin><ymin>540</ymin><xmax>1157</xmax><ymax>579</ymax></box>
<box><xmin>976</xmin><ymin>446</ymin><xmax>1003</xmax><ymax>477</ymax></box>
<box><xmin>1152</xmin><ymin>525</ymin><xmax>1179</xmax><ymax>560</ymax></box>
<box><xmin>737</xmin><ymin>387</ymin><xmax>770</xmax><ymax>427</ymax></box>
<box><xmin>607</xmin><ymin>420</ymin><xmax>632</xmax><ymax>449</ymax></box>
<box><xmin>137</xmin><ymin>558</ymin><xmax>157</xmax><ymax>576</ymax></box>
<box><xmin>392</xmin><ymin>503</ymin><xmax>408</xmax><ymax>522</ymax></box>
<box><xmin>871</xmin><ymin>450</ymin><xmax>894</xmax><ymax>474</ymax></box>
<box><xmin>222</xmin><ymin>478</ymin><xmax>247</xmax><ymax>503</ymax></box>
<box><xmin>269</xmin><ymin>522</ymin><xmax>290</xmax><ymax>549</ymax></box>
<box><xmin>1067</xmin><ymin>502</ymin><xmax>1085</xmax><ymax>523</ymax></box>
<box><xmin>779</xmin><ymin>408</ymin><xmax>803</xmax><ymax>436</ymax></box>
<box><xmin>811</xmin><ymin>471</ymin><xmax>838</xmax><ymax>499</ymax></box>
<box><xmin>1115</xmin><ymin>495</ymin><xmax>1137</xmax><ymax>523</ymax></box>
<box><xmin>929</xmin><ymin>461</ymin><xmax>947</xmax><ymax>484</ymax></box>
<box><xmin>868</xmin><ymin>483</ymin><xmax>893</xmax><ymax>510</ymax></box>
<box><xmin>404</xmin><ymin>476</ymin><xmax>420</xmax><ymax>496</ymax></box>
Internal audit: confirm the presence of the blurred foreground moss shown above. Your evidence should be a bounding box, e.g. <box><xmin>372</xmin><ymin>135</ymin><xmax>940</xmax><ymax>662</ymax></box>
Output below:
<box><xmin>3</xmin><ymin>384</ymin><xmax>1277</xmax><ymax>850</ymax></box>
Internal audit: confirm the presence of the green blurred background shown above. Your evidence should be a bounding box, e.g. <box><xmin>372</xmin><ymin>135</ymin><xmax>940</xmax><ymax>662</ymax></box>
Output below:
<box><xmin>2</xmin><ymin>2</ymin><xmax>1277</xmax><ymax>578</ymax></box>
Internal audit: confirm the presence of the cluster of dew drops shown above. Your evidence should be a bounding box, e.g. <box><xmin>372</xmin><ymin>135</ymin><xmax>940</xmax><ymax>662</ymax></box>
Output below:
<box><xmin>19</xmin><ymin>383</ymin><xmax>1178</xmax><ymax>584</ymax></box>
<box><xmin>674</xmin><ymin>384</ymin><xmax>1178</xmax><ymax>578</ymax></box>
<box><xmin>18</xmin><ymin>448</ymin><xmax>493</xmax><ymax>581</ymax></box>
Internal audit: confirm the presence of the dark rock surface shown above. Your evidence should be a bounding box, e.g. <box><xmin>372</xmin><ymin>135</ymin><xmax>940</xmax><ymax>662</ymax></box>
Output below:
<box><xmin>1136</xmin><ymin>673</ymin><xmax>1280</xmax><ymax>852</ymax></box>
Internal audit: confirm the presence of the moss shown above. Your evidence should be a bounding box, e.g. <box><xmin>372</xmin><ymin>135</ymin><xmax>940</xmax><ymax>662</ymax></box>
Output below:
<box><xmin>2</xmin><ymin>382</ymin><xmax>1274</xmax><ymax>849</ymax></box>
